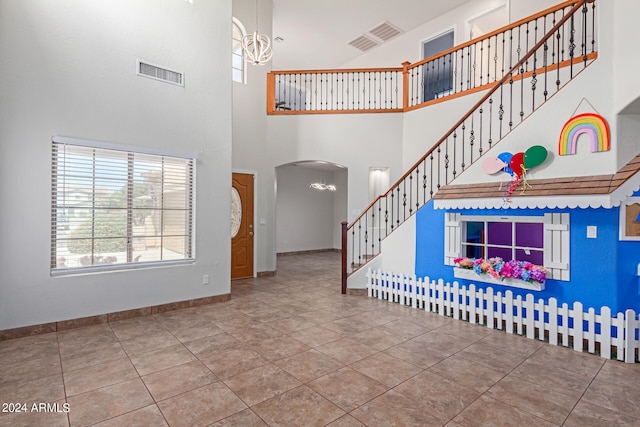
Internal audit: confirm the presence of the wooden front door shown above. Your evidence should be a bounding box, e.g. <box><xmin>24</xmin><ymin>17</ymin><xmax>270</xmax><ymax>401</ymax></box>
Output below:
<box><xmin>231</xmin><ymin>173</ymin><xmax>254</xmax><ymax>279</ymax></box>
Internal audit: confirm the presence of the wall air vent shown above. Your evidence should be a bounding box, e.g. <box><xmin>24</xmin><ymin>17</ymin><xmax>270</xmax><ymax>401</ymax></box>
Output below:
<box><xmin>348</xmin><ymin>34</ymin><xmax>379</xmax><ymax>52</ymax></box>
<box><xmin>368</xmin><ymin>21</ymin><xmax>403</xmax><ymax>42</ymax></box>
<box><xmin>137</xmin><ymin>60</ymin><xmax>184</xmax><ymax>86</ymax></box>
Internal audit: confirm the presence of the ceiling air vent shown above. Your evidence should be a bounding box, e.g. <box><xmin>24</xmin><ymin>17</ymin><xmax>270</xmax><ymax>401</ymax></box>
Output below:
<box><xmin>348</xmin><ymin>34</ymin><xmax>379</xmax><ymax>52</ymax></box>
<box><xmin>137</xmin><ymin>60</ymin><xmax>184</xmax><ymax>86</ymax></box>
<box><xmin>368</xmin><ymin>21</ymin><xmax>403</xmax><ymax>42</ymax></box>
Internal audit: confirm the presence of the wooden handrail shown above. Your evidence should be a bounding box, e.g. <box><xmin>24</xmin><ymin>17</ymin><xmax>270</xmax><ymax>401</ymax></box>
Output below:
<box><xmin>347</xmin><ymin>0</ymin><xmax>589</xmax><ymax>228</ymax></box>
<box><xmin>268</xmin><ymin>66</ymin><xmax>403</xmax><ymax>76</ymax></box>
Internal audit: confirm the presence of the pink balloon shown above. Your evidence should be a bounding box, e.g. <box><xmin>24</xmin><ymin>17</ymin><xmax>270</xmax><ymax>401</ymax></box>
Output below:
<box><xmin>482</xmin><ymin>156</ymin><xmax>507</xmax><ymax>174</ymax></box>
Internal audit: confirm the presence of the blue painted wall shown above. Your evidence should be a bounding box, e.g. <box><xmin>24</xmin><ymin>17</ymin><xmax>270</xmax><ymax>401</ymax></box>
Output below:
<box><xmin>415</xmin><ymin>198</ymin><xmax>640</xmax><ymax>314</ymax></box>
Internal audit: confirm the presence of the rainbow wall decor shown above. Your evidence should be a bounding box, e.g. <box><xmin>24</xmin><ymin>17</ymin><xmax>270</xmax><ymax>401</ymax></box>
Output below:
<box><xmin>558</xmin><ymin>113</ymin><xmax>610</xmax><ymax>155</ymax></box>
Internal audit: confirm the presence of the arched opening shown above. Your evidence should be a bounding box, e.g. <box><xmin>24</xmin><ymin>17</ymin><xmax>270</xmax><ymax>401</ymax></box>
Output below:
<box><xmin>275</xmin><ymin>161</ymin><xmax>348</xmax><ymax>255</ymax></box>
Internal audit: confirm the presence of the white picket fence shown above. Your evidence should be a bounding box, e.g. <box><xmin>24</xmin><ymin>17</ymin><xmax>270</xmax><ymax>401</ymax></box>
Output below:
<box><xmin>366</xmin><ymin>268</ymin><xmax>640</xmax><ymax>363</ymax></box>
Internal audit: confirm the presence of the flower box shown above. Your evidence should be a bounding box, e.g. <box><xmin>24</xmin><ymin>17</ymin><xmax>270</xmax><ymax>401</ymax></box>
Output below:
<box><xmin>453</xmin><ymin>267</ymin><xmax>545</xmax><ymax>291</ymax></box>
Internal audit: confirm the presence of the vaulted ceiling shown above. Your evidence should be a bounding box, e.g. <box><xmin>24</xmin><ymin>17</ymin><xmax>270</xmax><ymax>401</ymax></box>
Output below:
<box><xmin>271</xmin><ymin>0</ymin><xmax>474</xmax><ymax>70</ymax></box>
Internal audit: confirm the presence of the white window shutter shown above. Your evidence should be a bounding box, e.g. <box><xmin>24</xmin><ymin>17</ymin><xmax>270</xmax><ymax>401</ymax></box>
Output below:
<box><xmin>544</xmin><ymin>213</ymin><xmax>570</xmax><ymax>281</ymax></box>
<box><xmin>444</xmin><ymin>212</ymin><xmax>461</xmax><ymax>265</ymax></box>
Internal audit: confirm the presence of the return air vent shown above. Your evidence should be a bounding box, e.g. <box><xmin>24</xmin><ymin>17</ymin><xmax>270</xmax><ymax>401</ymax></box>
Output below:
<box><xmin>368</xmin><ymin>21</ymin><xmax>402</xmax><ymax>42</ymax></box>
<box><xmin>348</xmin><ymin>34</ymin><xmax>379</xmax><ymax>52</ymax></box>
<box><xmin>137</xmin><ymin>60</ymin><xmax>184</xmax><ymax>86</ymax></box>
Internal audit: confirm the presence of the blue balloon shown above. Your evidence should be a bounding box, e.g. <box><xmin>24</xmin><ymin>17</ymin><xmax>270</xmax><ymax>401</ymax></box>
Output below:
<box><xmin>497</xmin><ymin>152</ymin><xmax>514</xmax><ymax>175</ymax></box>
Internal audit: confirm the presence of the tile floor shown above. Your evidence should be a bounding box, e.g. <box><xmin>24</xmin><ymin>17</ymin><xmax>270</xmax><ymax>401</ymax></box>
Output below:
<box><xmin>2</xmin><ymin>252</ymin><xmax>640</xmax><ymax>426</ymax></box>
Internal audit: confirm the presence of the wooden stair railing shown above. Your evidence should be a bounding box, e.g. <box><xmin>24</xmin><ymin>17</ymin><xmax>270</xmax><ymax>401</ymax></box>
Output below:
<box><xmin>341</xmin><ymin>0</ymin><xmax>598</xmax><ymax>293</ymax></box>
<box><xmin>267</xmin><ymin>0</ymin><xmax>594</xmax><ymax>115</ymax></box>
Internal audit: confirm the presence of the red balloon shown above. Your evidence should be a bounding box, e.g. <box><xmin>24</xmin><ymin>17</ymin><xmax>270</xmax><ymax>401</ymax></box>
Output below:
<box><xmin>510</xmin><ymin>152</ymin><xmax>525</xmax><ymax>177</ymax></box>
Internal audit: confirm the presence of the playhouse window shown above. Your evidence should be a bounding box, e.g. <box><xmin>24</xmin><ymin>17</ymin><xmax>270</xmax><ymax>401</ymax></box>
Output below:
<box><xmin>462</xmin><ymin>217</ymin><xmax>544</xmax><ymax>265</ymax></box>
<box><xmin>445</xmin><ymin>213</ymin><xmax>570</xmax><ymax>281</ymax></box>
<box><xmin>620</xmin><ymin>197</ymin><xmax>640</xmax><ymax>241</ymax></box>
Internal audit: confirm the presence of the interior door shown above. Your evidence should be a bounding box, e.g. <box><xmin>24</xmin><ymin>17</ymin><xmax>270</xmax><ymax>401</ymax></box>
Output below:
<box><xmin>231</xmin><ymin>172</ymin><xmax>254</xmax><ymax>279</ymax></box>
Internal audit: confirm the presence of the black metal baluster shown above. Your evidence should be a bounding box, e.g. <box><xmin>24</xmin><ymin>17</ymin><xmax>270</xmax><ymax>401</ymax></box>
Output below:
<box><xmin>488</xmin><ymin>96</ymin><xmax>493</xmax><ymax>148</ymax></box>
<box><xmin>390</xmin><ymin>189</ymin><xmax>395</xmax><ymax>231</ymax></box>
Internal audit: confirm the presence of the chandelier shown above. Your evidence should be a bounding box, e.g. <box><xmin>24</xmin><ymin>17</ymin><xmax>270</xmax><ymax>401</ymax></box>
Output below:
<box><xmin>241</xmin><ymin>0</ymin><xmax>273</xmax><ymax>65</ymax></box>
<box><xmin>310</xmin><ymin>183</ymin><xmax>336</xmax><ymax>191</ymax></box>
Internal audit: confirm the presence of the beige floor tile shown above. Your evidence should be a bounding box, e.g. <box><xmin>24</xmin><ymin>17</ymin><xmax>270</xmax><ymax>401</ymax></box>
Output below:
<box><xmin>289</xmin><ymin>326</ymin><xmax>343</xmax><ymax>348</ymax></box>
<box><xmin>509</xmin><ymin>358</ymin><xmax>593</xmax><ymax>398</ymax></box>
<box><xmin>487</xmin><ymin>375</ymin><xmax>579</xmax><ymax>424</ymax></box>
<box><xmin>350</xmin><ymin>352</ymin><xmax>422</xmax><ymax>388</ymax></box>
<box><xmin>394</xmin><ymin>370</ymin><xmax>481</xmax><ymax>420</ymax></box>
<box><xmin>456</xmin><ymin>340</ymin><xmax>529</xmax><ymax>373</ymax></box>
<box><xmin>183</xmin><ymin>332</ymin><xmax>242</xmax><ymax>356</ymax></box>
<box><xmin>563</xmin><ymin>400</ymin><xmax>640</xmax><ymax>427</ymax></box>
<box><xmin>223</xmin><ymin>364</ymin><xmax>302</xmax><ymax>406</ymax></box>
<box><xmin>252</xmin><ymin>385</ymin><xmax>345</xmax><ymax>427</ymax></box>
<box><xmin>200</xmin><ymin>347</ymin><xmax>269</xmax><ymax>380</ymax></box>
<box><xmin>350</xmin><ymin>389</ymin><xmax>444</xmax><ymax>426</ymax></box>
<box><xmin>453</xmin><ymin>395</ymin><xmax>556</xmax><ymax>427</ymax></box>
<box><xmin>0</xmin><ymin>373</ymin><xmax>66</xmax><ymax>404</ymax></box>
<box><xmin>580</xmin><ymin>374</ymin><xmax>640</xmax><ymax>420</ymax></box>
<box><xmin>209</xmin><ymin>408</ymin><xmax>267</xmax><ymax>426</ymax></box>
<box><xmin>64</xmin><ymin>358</ymin><xmax>138</xmax><ymax>397</ymax></box>
<box><xmin>249</xmin><ymin>336</ymin><xmax>310</xmax><ymax>362</ymax></box>
<box><xmin>315</xmin><ymin>337</ymin><xmax>378</xmax><ymax>365</ymax></box>
<box><xmin>92</xmin><ymin>404</ymin><xmax>168</xmax><ymax>427</ymax></box>
<box><xmin>142</xmin><ymin>360</ymin><xmax>218</xmax><ymax>401</ymax></box>
<box><xmin>129</xmin><ymin>344</ymin><xmax>196</xmax><ymax>376</ymax></box>
<box><xmin>119</xmin><ymin>330</ymin><xmax>182</xmax><ymax>356</ymax></box>
<box><xmin>429</xmin><ymin>354</ymin><xmax>505</xmax><ymax>393</ymax></box>
<box><xmin>60</xmin><ymin>342</ymin><xmax>127</xmax><ymax>372</ymax></box>
<box><xmin>158</xmin><ymin>382</ymin><xmax>247</xmax><ymax>427</ymax></box>
<box><xmin>308</xmin><ymin>367</ymin><xmax>387</xmax><ymax>412</ymax></box>
<box><xmin>67</xmin><ymin>378</ymin><xmax>153</xmax><ymax>426</ymax></box>
<box><xmin>528</xmin><ymin>344</ymin><xmax>605</xmax><ymax>378</ymax></box>
<box><xmin>0</xmin><ymin>355</ymin><xmax>62</xmax><ymax>386</ymax></box>
<box><xmin>273</xmin><ymin>349</ymin><xmax>345</xmax><ymax>383</ymax></box>
<box><xmin>383</xmin><ymin>338</ymin><xmax>449</xmax><ymax>368</ymax></box>
<box><xmin>349</xmin><ymin>327</ymin><xmax>408</xmax><ymax>351</ymax></box>
<box><xmin>324</xmin><ymin>415</ymin><xmax>367</xmax><ymax>427</ymax></box>
<box><xmin>0</xmin><ymin>333</ymin><xmax>60</xmax><ymax>367</ymax></box>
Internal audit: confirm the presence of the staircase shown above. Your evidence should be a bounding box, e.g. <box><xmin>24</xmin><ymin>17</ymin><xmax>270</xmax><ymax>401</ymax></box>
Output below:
<box><xmin>340</xmin><ymin>0</ymin><xmax>599</xmax><ymax>292</ymax></box>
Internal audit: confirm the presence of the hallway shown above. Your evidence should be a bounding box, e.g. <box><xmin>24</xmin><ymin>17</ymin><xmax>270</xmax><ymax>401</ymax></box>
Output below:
<box><xmin>1</xmin><ymin>251</ymin><xmax>640</xmax><ymax>426</ymax></box>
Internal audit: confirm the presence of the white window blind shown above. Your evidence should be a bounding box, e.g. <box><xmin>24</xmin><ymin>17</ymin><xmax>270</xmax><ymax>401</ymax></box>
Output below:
<box><xmin>51</xmin><ymin>139</ymin><xmax>194</xmax><ymax>274</ymax></box>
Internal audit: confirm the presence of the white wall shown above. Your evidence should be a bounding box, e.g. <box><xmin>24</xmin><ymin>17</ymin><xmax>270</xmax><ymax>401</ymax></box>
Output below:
<box><xmin>340</xmin><ymin>0</ymin><xmax>561</xmax><ymax>69</ymax></box>
<box><xmin>0</xmin><ymin>0</ymin><xmax>232</xmax><ymax>330</ymax></box>
<box><xmin>276</xmin><ymin>166</ymin><xmax>341</xmax><ymax>252</ymax></box>
<box><xmin>267</xmin><ymin>114</ymin><xmax>404</xmax><ymax>224</ymax></box>
<box><xmin>232</xmin><ymin>0</ymin><xmax>275</xmax><ymax>273</ymax></box>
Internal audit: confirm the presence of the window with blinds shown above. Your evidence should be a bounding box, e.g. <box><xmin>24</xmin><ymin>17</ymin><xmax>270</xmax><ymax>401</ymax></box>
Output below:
<box><xmin>51</xmin><ymin>138</ymin><xmax>194</xmax><ymax>274</ymax></box>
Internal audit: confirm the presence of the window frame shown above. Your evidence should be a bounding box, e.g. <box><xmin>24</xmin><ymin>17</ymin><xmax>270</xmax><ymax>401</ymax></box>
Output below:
<box><xmin>51</xmin><ymin>136</ymin><xmax>196</xmax><ymax>276</ymax></box>
<box><xmin>232</xmin><ymin>17</ymin><xmax>247</xmax><ymax>84</ymax></box>
<box><xmin>445</xmin><ymin>212</ymin><xmax>570</xmax><ymax>281</ymax></box>
<box><xmin>459</xmin><ymin>214</ymin><xmax>544</xmax><ymax>265</ymax></box>
<box><xmin>619</xmin><ymin>197</ymin><xmax>640</xmax><ymax>241</ymax></box>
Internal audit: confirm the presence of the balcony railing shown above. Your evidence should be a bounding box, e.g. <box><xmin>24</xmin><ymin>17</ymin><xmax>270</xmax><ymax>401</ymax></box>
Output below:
<box><xmin>267</xmin><ymin>0</ymin><xmax>596</xmax><ymax>115</ymax></box>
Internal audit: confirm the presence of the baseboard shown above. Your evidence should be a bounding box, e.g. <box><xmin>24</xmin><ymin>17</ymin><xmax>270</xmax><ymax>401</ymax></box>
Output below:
<box><xmin>257</xmin><ymin>270</ymin><xmax>276</xmax><ymax>277</ymax></box>
<box><xmin>277</xmin><ymin>248</ymin><xmax>341</xmax><ymax>256</ymax></box>
<box><xmin>0</xmin><ymin>293</ymin><xmax>231</xmax><ymax>342</ymax></box>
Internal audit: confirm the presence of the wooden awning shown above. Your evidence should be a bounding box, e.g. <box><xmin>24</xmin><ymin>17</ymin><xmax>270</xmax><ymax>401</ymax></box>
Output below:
<box><xmin>433</xmin><ymin>154</ymin><xmax>640</xmax><ymax>209</ymax></box>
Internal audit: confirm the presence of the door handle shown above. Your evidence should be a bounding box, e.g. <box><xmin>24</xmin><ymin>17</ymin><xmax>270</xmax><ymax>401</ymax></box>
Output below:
<box><xmin>248</xmin><ymin>232</ymin><xmax>254</xmax><ymax>237</ymax></box>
